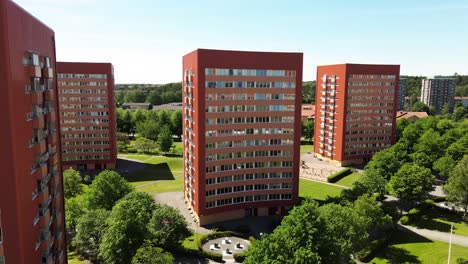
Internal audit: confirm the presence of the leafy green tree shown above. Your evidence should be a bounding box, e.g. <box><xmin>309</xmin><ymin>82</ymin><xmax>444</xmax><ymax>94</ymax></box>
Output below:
<box><xmin>360</xmin><ymin>171</ymin><xmax>388</xmax><ymax>197</ymax></box>
<box><xmin>302</xmin><ymin>119</ymin><xmax>315</xmax><ymax>143</ymax></box>
<box><xmin>433</xmin><ymin>156</ymin><xmax>457</xmax><ymax>178</ymax></box>
<box><xmin>148</xmin><ymin>205</ymin><xmax>190</xmax><ymax>248</ymax></box>
<box><xmin>115</xmin><ymin>91</ymin><xmax>125</xmax><ymax>106</ymax></box>
<box><xmin>413</xmin><ymin>128</ymin><xmax>443</xmax><ymax>165</ymax></box>
<box><xmin>245</xmin><ymin>198</ymin><xmax>323</xmax><ymax>264</ymax></box>
<box><xmin>133</xmin><ymin>137</ymin><xmax>157</xmax><ymax>153</ymax></box>
<box><xmin>411</xmin><ymin>101</ymin><xmax>429</xmax><ymax>112</ymax></box>
<box><xmin>99</xmin><ymin>192</ymin><xmax>157</xmax><ymax>264</ymax></box>
<box><xmin>65</xmin><ymin>196</ymin><xmax>86</xmax><ymax>233</ymax></box>
<box><xmin>352</xmin><ymin>194</ymin><xmax>392</xmax><ymax>234</ymax></box>
<box><xmin>396</xmin><ymin>118</ymin><xmax>410</xmax><ymax>141</ymax></box>
<box><xmin>134</xmin><ymin>109</ymin><xmax>147</xmax><ymax>124</ymax></box>
<box><xmin>365</xmin><ymin>146</ymin><xmax>405</xmax><ymax>181</ymax></box>
<box><xmin>170</xmin><ymin>110</ymin><xmax>183</xmax><ymax>139</ymax></box>
<box><xmin>73</xmin><ymin>209</ymin><xmax>110</xmax><ymax>257</ymax></box>
<box><xmin>387</xmin><ymin>164</ymin><xmax>434</xmax><ymax>210</ymax></box>
<box><xmin>452</xmin><ymin>106</ymin><xmax>468</xmax><ymax>121</ymax></box>
<box><xmin>402</xmin><ymin>123</ymin><xmax>423</xmax><ymax>148</ymax></box>
<box><xmin>302</xmin><ymin>81</ymin><xmax>316</xmax><ymax>104</ymax></box>
<box><xmin>132</xmin><ymin>242</ymin><xmax>174</xmax><ymax>264</ymax></box>
<box><xmin>123</xmin><ymin>110</ymin><xmax>136</xmax><ymax>135</ymax></box>
<box><xmin>444</xmin><ymin>155</ymin><xmax>468</xmax><ymax>216</ymax></box>
<box><xmin>124</xmin><ymin>90</ymin><xmax>146</xmax><ymax>103</ymax></box>
<box><xmin>410</xmin><ymin>152</ymin><xmax>433</xmax><ymax>168</ymax></box>
<box><xmin>157</xmin><ymin>110</ymin><xmax>171</xmax><ymax>128</ymax></box>
<box><xmin>63</xmin><ymin>168</ymin><xmax>82</xmax><ymax>199</ymax></box>
<box><xmin>146</xmin><ymin>90</ymin><xmax>163</xmax><ymax>105</ymax></box>
<box><xmin>86</xmin><ymin>170</ymin><xmax>133</xmax><ymax>210</ymax></box>
<box><xmin>436</xmin><ymin>119</ymin><xmax>454</xmax><ymax>133</ymax></box>
<box><xmin>136</xmin><ymin>119</ymin><xmax>160</xmax><ymax>141</ymax></box>
<box><xmin>447</xmin><ymin>134</ymin><xmax>468</xmax><ymax>162</ymax></box>
<box><xmin>157</xmin><ymin>125</ymin><xmax>173</xmax><ymax>154</ymax></box>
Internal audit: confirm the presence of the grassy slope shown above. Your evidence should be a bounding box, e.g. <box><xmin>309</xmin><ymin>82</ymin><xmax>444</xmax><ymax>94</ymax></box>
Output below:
<box><xmin>409</xmin><ymin>208</ymin><xmax>468</xmax><ymax>236</ymax></box>
<box><xmin>299</xmin><ymin>179</ymin><xmax>344</xmax><ymax>201</ymax></box>
<box><xmin>371</xmin><ymin>230</ymin><xmax>468</xmax><ymax>263</ymax></box>
<box><xmin>334</xmin><ymin>172</ymin><xmax>363</xmax><ymax>188</ymax></box>
<box><xmin>300</xmin><ymin>144</ymin><xmax>314</xmax><ymax>155</ymax></box>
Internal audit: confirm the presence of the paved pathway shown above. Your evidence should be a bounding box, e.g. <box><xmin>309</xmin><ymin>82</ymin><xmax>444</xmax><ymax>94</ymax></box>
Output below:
<box><xmin>299</xmin><ymin>177</ymin><xmax>350</xmax><ymax>189</ymax></box>
<box><xmin>397</xmin><ymin>224</ymin><xmax>468</xmax><ymax>247</ymax></box>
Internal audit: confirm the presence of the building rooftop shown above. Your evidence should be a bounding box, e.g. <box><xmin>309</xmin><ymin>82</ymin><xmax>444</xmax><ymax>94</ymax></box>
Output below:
<box><xmin>301</xmin><ymin>104</ymin><xmax>315</xmax><ymax>119</ymax></box>
<box><xmin>396</xmin><ymin>111</ymin><xmax>429</xmax><ymax>119</ymax></box>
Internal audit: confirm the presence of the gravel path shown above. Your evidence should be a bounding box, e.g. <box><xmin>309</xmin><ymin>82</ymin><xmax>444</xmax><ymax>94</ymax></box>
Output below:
<box><xmin>397</xmin><ymin>224</ymin><xmax>468</xmax><ymax>247</ymax></box>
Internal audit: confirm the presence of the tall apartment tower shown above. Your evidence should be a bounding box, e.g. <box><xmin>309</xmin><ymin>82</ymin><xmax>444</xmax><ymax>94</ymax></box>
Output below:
<box><xmin>421</xmin><ymin>76</ymin><xmax>456</xmax><ymax>113</ymax></box>
<box><xmin>57</xmin><ymin>62</ymin><xmax>117</xmax><ymax>170</ymax></box>
<box><xmin>0</xmin><ymin>0</ymin><xmax>67</xmax><ymax>263</ymax></box>
<box><xmin>398</xmin><ymin>75</ymin><xmax>407</xmax><ymax>110</ymax></box>
<box><xmin>314</xmin><ymin>64</ymin><xmax>400</xmax><ymax>166</ymax></box>
<box><xmin>182</xmin><ymin>49</ymin><xmax>302</xmax><ymax>225</ymax></box>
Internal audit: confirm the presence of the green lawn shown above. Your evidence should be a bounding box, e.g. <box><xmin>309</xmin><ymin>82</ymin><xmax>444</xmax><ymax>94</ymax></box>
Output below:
<box><xmin>68</xmin><ymin>251</ymin><xmax>90</xmax><ymax>264</ymax></box>
<box><xmin>182</xmin><ymin>232</ymin><xmax>203</xmax><ymax>250</ymax></box>
<box><xmin>370</xmin><ymin>230</ymin><xmax>468</xmax><ymax>263</ymax></box>
<box><xmin>299</xmin><ymin>179</ymin><xmax>344</xmax><ymax>201</ymax></box>
<box><xmin>300</xmin><ymin>144</ymin><xmax>314</xmax><ymax>155</ymax></box>
<box><xmin>409</xmin><ymin>208</ymin><xmax>468</xmax><ymax>236</ymax></box>
<box><xmin>118</xmin><ymin>153</ymin><xmax>184</xmax><ymax>193</ymax></box>
<box><xmin>334</xmin><ymin>172</ymin><xmax>363</xmax><ymax>188</ymax></box>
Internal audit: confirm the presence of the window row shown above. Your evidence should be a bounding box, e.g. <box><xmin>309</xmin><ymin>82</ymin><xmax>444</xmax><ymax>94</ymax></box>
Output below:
<box><xmin>59</xmin><ymin>81</ymin><xmax>107</xmax><ymax>87</ymax></box>
<box><xmin>205</xmin><ymin>194</ymin><xmax>293</xmax><ymax>209</ymax></box>
<box><xmin>345</xmin><ymin>136</ymin><xmax>391</xmax><ymax>142</ymax></box>
<box><xmin>205</xmin><ymin>81</ymin><xmax>296</xmax><ymax>89</ymax></box>
<box><xmin>346</xmin><ymin>116</ymin><xmax>393</xmax><ymax>122</ymax></box>
<box><xmin>205</xmin><ymin>93</ymin><xmax>295</xmax><ymax>101</ymax></box>
<box><xmin>205</xmin><ymin>139</ymin><xmax>294</xmax><ymax>149</ymax></box>
<box><xmin>62</xmin><ymin>118</ymin><xmax>109</xmax><ymax>124</ymax></box>
<box><xmin>61</xmin><ymin>104</ymin><xmax>108</xmax><ymax>109</ymax></box>
<box><xmin>205</xmin><ymin>68</ymin><xmax>296</xmax><ymax>77</ymax></box>
<box><xmin>347</xmin><ymin>109</ymin><xmax>393</xmax><ymax>115</ymax></box>
<box><xmin>23</xmin><ymin>52</ymin><xmax>51</xmax><ymax>68</ymax></box>
<box><xmin>63</xmin><ymin>140</ymin><xmax>110</xmax><ymax>146</ymax></box>
<box><xmin>348</xmin><ymin>96</ymin><xmax>394</xmax><ymax>101</ymax></box>
<box><xmin>345</xmin><ymin>129</ymin><xmax>392</xmax><ymax>135</ymax></box>
<box><xmin>206</xmin><ymin>183</ymin><xmax>293</xmax><ymax>196</ymax></box>
<box><xmin>57</xmin><ymin>73</ymin><xmax>107</xmax><ymax>79</ymax></box>
<box><xmin>206</xmin><ymin>116</ymin><xmax>294</xmax><ymax>125</ymax></box>
<box><xmin>348</xmin><ymin>88</ymin><xmax>395</xmax><ymax>94</ymax></box>
<box><xmin>62</xmin><ymin>148</ymin><xmax>111</xmax><ymax>153</ymax></box>
<box><xmin>348</xmin><ymin>82</ymin><xmax>395</xmax><ymax>87</ymax></box>
<box><xmin>206</xmin><ymin>104</ymin><xmax>294</xmax><ymax>113</ymax></box>
<box><xmin>59</xmin><ymin>96</ymin><xmax>108</xmax><ymax>102</ymax></box>
<box><xmin>62</xmin><ymin>111</ymin><xmax>108</xmax><ymax>117</ymax></box>
<box><xmin>205</xmin><ymin>150</ymin><xmax>292</xmax><ymax>161</ymax></box>
<box><xmin>348</xmin><ymin>103</ymin><xmax>394</xmax><ymax>107</ymax></box>
<box><xmin>345</xmin><ymin>149</ymin><xmax>380</xmax><ymax>157</ymax></box>
<box><xmin>205</xmin><ymin>161</ymin><xmax>294</xmax><ymax>173</ymax></box>
<box><xmin>62</xmin><ymin>155</ymin><xmax>111</xmax><ymax>161</ymax></box>
<box><xmin>61</xmin><ymin>133</ymin><xmax>110</xmax><ymax>139</ymax></box>
<box><xmin>348</xmin><ymin>74</ymin><xmax>396</xmax><ymax>79</ymax></box>
<box><xmin>205</xmin><ymin>128</ymin><xmax>294</xmax><ymax>137</ymax></box>
<box><xmin>205</xmin><ymin>172</ymin><xmax>293</xmax><ymax>185</ymax></box>
<box><xmin>25</xmin><ymin>77</ymin><xmax>53</xmax><ymax>93</ymax></box>
<box><xmin>61</xmin><ymin>89</ymin><xmax>107</xmax><ymax>94</ymax></box>
<box><xmin>344</xmin><ymin>142</ymin><xmax>391</xmax><ymax>149</ymax></box>
<box><xmin>61</xmin><ymin>126</ymin><xmax>109</xmax><ymax>132</ymax></box>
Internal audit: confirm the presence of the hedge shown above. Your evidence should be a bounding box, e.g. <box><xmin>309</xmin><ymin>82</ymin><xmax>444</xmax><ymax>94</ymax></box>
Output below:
<box><xmin>400</xmin><ymin>215</ymin><xmax>410</xmax><ymax>225</ymax></box>
<box><xmin>234</xmin><ymin>252</ymin><xmax>247</xmax><ymax>263</ymax></box>
<box><xmin>197</xmin><ymin>231</ymin><xmax>246</xmax><ymax>263</ymax></box>
<box><xmin>327</xmin><ymin>168</ymin><xmax>352</xmax><ymax>183</ymax></box>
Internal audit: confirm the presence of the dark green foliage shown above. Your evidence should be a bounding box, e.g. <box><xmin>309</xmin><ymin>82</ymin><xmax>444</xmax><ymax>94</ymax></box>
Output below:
<box><xmin>234</xmin><ymin>251</ymin><xmax>247</xmax><ymax>263</ymax></box>
<box><xmin>387</xmin><ymin>164</ymin><xmax>434</xmax><ymax>206</ymax></box>
<box><xmin>301</xmin><ymin>119</ymin><xmax>315</xmax><ymax>143</ymax></box>
<box><xmin>131</xmin><ymin>242</ymin><xmax>174</xmax><ymax>264</ymax></box>
<box><xmin>400</xmin><ymin>216</ymin><xmax>410</xmax><ymax>224</ymax></box>
<box><xmin>63</xmin><ymin>168</ymin><xmax>83</xmax><ymax>199</ymax></box>
<box><xmin>327</xmin><ymin>168</ymin><xmax>352</xmax><ymax>183</ymax></box>
<box><xmin>444</xmin><ymin>155</ymin><xmax>468</xmax><ymax>216</ymax></box>
<box><xmin>73</xmin><ymin>209</ymin><xmax>110</xmax><ymax>258</ymax></box>
<box><xmin>302</xmin><ymin>81</ymin><xmax>316</xmax><ymax>104</ymax></box>
<box><xmin>148</xmin><ymin>204</ymin><xmax>191</xmax><ymax>248</ymax></box>
<box><xmin>86</xmin><ymin>170</ymin><xmax>133</xmax><ymax>210</ymax></box>
<box><xmin>157</xmin><ymin>125</ymin><xmax>173</xmax><ymax>153</ymax></box>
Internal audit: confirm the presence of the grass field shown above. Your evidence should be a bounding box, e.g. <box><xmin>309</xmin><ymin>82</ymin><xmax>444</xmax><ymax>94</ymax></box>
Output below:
<box><xmin>370</xmin><ymin>230</ymin><xmax>468</xmax><ymax>263</ymax></box>
<box><xmin>182</xmin><ymin>232</ymin><xmax>203</xmax><ymax>251</ymax></box>
<box><xmin>334</xmin><ymin>172</ymin><xmax>363</xmax><ymax>188</ymax></box>
<box><xmin>68</xmin><ymin>251</ymin><xmax>90</xmax><ymax>264</ymax></box>
<box><xmin>118</xmin><ymin>153</ymin><xmax>184</xmax><ymax>193</ymax></box>
<box><xmin>300</xmin><ymin>143</ymin><xmax>314</xmax><ymax>155</ymax></box>
<box><xmin>299</xmin><ymin>179</ymin><xmax>344</xmax><ymax>201</ymax></box>
<box><xmin>409</xmin><ymin>208</ymin><xmax>468</xmax><ymax>236</ymax></box>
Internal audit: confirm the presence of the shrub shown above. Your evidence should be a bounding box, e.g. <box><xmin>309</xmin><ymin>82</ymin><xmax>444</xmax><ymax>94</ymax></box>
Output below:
<box><xmin>234</xmin><ymin>252</ymin><xmax>247</xmax><ymax>263</ymax></box>
<box><xmin>327</xmin><ymin>168</ymin><xmax>352</xmax><ymax>183</ymax></box>
<box><xmin>248</xmin><ymin>236</ymin><xmax>256</xmax><ymax>244</ymax></box>
<box><xmin>400</xmin><ymin>216</ymin><xmax>410</xmax><ymax>225</ymax></box>
<box><xmin>433</xmin><ymin>196</ymin><xmax>446</xmax><ymax>203</ymax></box>
<box><xmin>201</xmin><ymin>250</ymin><xmax>224</xmax><ymax>263</ymax></box>
<box><xmin>381</xmin><ymin>202</ymin><xmax>399</xmax><ymax>223</ymax></box>
<box><xmin>408</xmin><ymin>208</ymin><xmax>421</xmax><ymax>221</ymax></box>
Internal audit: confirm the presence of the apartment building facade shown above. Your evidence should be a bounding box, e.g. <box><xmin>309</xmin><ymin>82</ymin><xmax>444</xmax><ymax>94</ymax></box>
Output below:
<box><xmin>398</xmin><ymin>75</ymin><xmax>407</xmax><ymax>110</ymax></box>
<box><xmin>182</xmin><ymin>49</ymin><xmax>302</xmax><ymax>225</ymax></box>
<box><xmin>57</xmin><ymin>62</ymin><xmax>117</xmax><ymax>170</ymax></box>
<box><xmin>0</xmin><ymin>0</ymin><xmax>67</xmax><ymax>263</ymax></box>
<box><xmin>314</xmin><ymin>64</ymin><xmax>400</xmax><ymax>166</ymax></box>
<box><xmin>421</xmin><ymin>76</ymin><xmax>456</xmax><ymax>113</ymax></box>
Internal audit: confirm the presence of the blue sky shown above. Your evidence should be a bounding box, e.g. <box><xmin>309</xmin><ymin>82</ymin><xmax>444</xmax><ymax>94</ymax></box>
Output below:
<box><xmin>15</xmin><ymin>0</ymin><xmax>468</xmax><ymax>83</ymax></box>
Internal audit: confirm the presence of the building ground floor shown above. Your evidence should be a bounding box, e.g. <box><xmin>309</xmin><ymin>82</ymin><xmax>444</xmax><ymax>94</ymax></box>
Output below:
<box><xmin>314</xmin><ymin>153</ymin><xmax>371</xmax><ymax>166</ymax></box>
<box><xmin>63</xmin><ymin>161</ymin><xmax>116</xmax><ymax>171</ymax></box>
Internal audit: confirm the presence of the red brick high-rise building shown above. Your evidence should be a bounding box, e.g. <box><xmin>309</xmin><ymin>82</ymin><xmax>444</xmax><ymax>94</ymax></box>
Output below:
<box><xmin>183</xmin><ymin>49</ymin><xmax>303</xmax><ymax>225</ymax></box>
<box><xmin>314</xmin><ymin>64</ymin><xmax>400</xmax><ymax>166</ymax></box>
<box><xmin>57</xmin><ymin>62</ymin><xmax>117</xmax><ymax>170</ymax></box>
<box><xmin>0</xmin><ymin>0</ymin><xmax>67</xmax><ymax>263</ymax></box>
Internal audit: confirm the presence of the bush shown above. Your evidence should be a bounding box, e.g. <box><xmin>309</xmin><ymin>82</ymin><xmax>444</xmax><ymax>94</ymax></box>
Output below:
<box><xmin>400</xmin><ymin>216</ymin><xmax>410</xmax><ymax>225</ymax></box>
<box><xmin>433</xmin><ymin>196</ymin><xmax>447</xmax><ymax>203</ymax></box>
<box><xmin>408</xmin><ymin>208</ymin><xmax>421</xmax><ymax>221</ymax></box>
<box><xmin>327</xmin><ymin>168</ymin><xmax>352</xmax><ymax>183</ymax></box>
<box><xmin>234</xmin><ymin>252</ymin><xmax>247</xmax><ymax>263</ymax></box>
<box><xmin>201</xmin><ymin>250</ymin><xmax>224</xmax><ymax>263</ymax></box>
<box><xmin>416</xmin><ymin>199</ymin><xmax>434</xmax><ymax>211</ymax></box>
<box><xmin>381</xmin><ymin>202</ymin><xmax>399</xmax><ymax>223</ymax></box>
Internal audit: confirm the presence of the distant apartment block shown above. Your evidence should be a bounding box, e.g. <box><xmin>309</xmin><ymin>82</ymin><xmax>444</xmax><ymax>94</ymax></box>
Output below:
<box><xmin>398</xmin><ymin>75</ymin><xmax>407</xmax><ymax>110</ymax></box>
<box><xmin>421</xmin><ymin>76</ymin><xmax>456</xmax><ymax>113</ymax></box>
<box><xmin>314</xmin><ymin>64</ymin><xmax>400</xmax><ymax>166</ymax></box>
<box><xmin>455</xmin><ymin>96</ymin><xmax>468</xmax><ymax>107</ymax></box>
<box><xmin>183</xmin><ymin>49</ymin><xmax>302</xmax><ymax>225</ymax></box>
<box><xmin>57</xmin><ymin>62</ymin><xmax>117</xmax><ymax>170</ymax></box>
<box><xmin>0</xmin><ymin>0</ymin><xmax>67</xmax><ymax>263</ymax></box>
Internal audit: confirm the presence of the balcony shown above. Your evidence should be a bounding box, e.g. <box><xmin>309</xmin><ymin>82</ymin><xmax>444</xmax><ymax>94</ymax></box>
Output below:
<box><xmin>42</xmin><ymin>68</ymin><xmax>54</xmax><ymax>78</ymax></box>
<box><xmin>46</xmin><ymin>111</ymin><xmax>56</xmax><ymax>122</ymax></box>
<box><xmin>33</xmin><ymin>116</ymin><xmax>45</xmax><ymax>129</ymax></box>
<box><xmin>28</xmin><ymin>65</ymin><xmax>42</xmax><ymax>77</ymax></box>
<box><xmin>32</xmin><ymin>91</ymin><xmax>44</xmax><ymax>103</ymax></box>
<box><xmin>47</xmin><ymin>133</ymin><xmax>57</xmax><ymax>144</ymax></box>
<box><xmin>45</xmin><ymin>89</ymin><xmax>54</xmax><ymax>101</ymax></box>
<box><xmin>34</xmin><ymin>141</ymin><xmax>47</xmax><ymax>155</ymax></box>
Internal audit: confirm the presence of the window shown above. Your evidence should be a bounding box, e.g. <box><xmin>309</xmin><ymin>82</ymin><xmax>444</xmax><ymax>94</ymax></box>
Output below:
<box><xmin>0</xmin><ymin>226</ymin><xmax>3</xmax><ymax>244</ymax></box>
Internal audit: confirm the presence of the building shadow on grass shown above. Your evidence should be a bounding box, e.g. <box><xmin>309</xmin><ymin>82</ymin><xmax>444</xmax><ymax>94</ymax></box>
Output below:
<box><xmin>373</xmin><ymin>246</ymin><xmax>422</xmax><ymax>264</ymax></box>
<box><xmin>117</xmin><ymin>159</ymin><xmax>175</xmax><ymax>182</ymax></box>
<box><xmin>410</xmin><ymin>208</ymin><xmax>467</xmax><ymax>233</ymax></box>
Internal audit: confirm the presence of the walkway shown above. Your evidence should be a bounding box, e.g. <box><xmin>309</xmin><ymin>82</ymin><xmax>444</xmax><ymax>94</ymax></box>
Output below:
<box><xmin>299</xmin><ymin>177</ymin><xmax>350</xmax><ymax>189</ymax></box>
<box><xmin>397</xmin><ymin>224</ymin><xmax>468</xmax><ymax>247</ymax></box>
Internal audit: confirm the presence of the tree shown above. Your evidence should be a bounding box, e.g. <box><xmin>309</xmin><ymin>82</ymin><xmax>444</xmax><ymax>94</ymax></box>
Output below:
<box><xmin>433</xmin><ymin>156</ymin><xmax>457</xmax><ymax>178</ymax></box>
<box><xmin>170</xmin><ymin>110</ymin><xmax>183</xmax><ymax>139</ymax></box>
<box><xmin>387</xmin><ymin>164</ymin><xmax>434</xmax><ymax>210</ymax></box>
<box><xmin>134</xmin><ymin>109</ymin><xmax>147</xmax><ymax>124</ymax></box>
<box><xmin>352</xmin><ymin>194</ymin><xmax>392</xmax><ymax>235</ymax></box>
<box><xmin>86</xmin><ymin>170</ymin><xmax>133</xmax><ymax>210</ymax></box>
<box><xmin>360</xmin><ymin>171</ymin><xmax>388</xmax><ymax>197</ymax></box>
<box><xmin>157</xmin><ymin>125</ymin><xmax>173</xmax><ymax>154</ymax></box>
<box><xmin>136</xmin><ymin>119</ymin><xmax>160</xmax><ymax>141</ymax></box>
<box><xmin>444</xmin><ymin>155</ymin><xmax>468</xmax><ymax>217</ymax></box>
<box><xmin>396</xmin><ymin>118</ymin><xmax>410</xmax><ymax>141</ymax></box>
<box><xmin>65</xmin><ymin>196</ymin><xmax>86</xmax><ymax>233</ymax></box>
<box><xmin>124</xmin><ymin>90</ymin><xmax>146</xmax><ymax>103</ymax></box>
<box><xmin>302</xmin><ymin>119</ymin><xmax>315</xmax><ymax>143</ymax></box>
<box><xmin>123</xmin><ymin>109</ymin><xmax>136</xmax><ymax>135</ymax></box>
<box><xmin>148</xmin><ymin>205</ymin><xmax>191</xmax><ymax>248</ymax></box>
<box><xmin>447</xmin><ymin>134</ymin><xmax>468</xmax><ymax>162</ymax></box>
<box><xmin>99</xmin><ymin>192</ymin><xmax>157</xmax><ymax>264</ymax></box>
<box><xmin>146</xmin><ymin>90</ymin><xmax>163</xmax><ymax>105</ymax></box>
<box><xmin>452</xmin><ymin>106</ymin><xmax>468</xmax><ymax>121</ymax></box>
<box><xmin>132</xmin><ymin>242</ymin><xmax>174</xmax><ymax>264</ymax></box>
<box><xmin>411</xmin><ymin>101</ymin><xmax>429</xmax><ymax>112</ymax></box>
<box><xmin>63</xmin><ymin>168</ymin><xmax>82</xmax><ymax>199</ymax></box>
<box><xmin>73</xmin><ymin>209</ymin><xmax>110</xmax><ymax>258</ymax></box>
<box><xmin>413</xmin><ymin>128</ymin><xmax>443</xmax><ymax>166</ymax></box>
<box><xmin>133</xmin><ymin>137</ymin><xmax>157</xmax><ymax>153</ymax></box>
